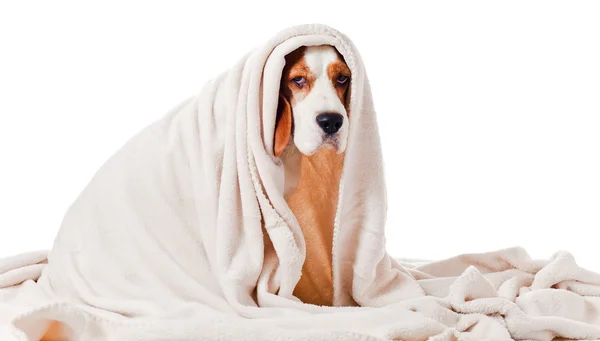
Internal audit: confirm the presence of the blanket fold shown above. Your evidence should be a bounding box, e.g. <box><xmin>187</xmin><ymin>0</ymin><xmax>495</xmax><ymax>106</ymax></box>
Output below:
<box><xmin>2</xmin><ymin>24</ymin><xmax>600</xmax><ymax>341</ymax></box>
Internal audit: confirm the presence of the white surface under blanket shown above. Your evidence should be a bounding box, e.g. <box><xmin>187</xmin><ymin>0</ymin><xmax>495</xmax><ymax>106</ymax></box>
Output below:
<box><xmin>2</xmin><ymin>24</ymin><xmax>600</xmax><ymax>341</ymax></box>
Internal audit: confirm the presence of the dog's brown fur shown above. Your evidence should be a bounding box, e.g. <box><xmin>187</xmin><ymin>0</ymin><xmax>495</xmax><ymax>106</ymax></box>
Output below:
<box><xmin>286</xmin><ymin>149</ymin><xmax>344</xmax><ymax>306</ymax></box>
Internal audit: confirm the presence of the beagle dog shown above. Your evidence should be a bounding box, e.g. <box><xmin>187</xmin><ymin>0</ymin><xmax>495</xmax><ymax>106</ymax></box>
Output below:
<box><xmin>273</xmin><ymin>45</ymin><xmax>351</xmax><ymax>306</ymax></box>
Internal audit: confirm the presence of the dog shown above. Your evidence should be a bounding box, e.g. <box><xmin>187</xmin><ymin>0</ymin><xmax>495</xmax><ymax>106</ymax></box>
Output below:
<box><xmin>273</xmin><ymin>45</ymin><xmax>351</xmax><ymax>306</ymax></box>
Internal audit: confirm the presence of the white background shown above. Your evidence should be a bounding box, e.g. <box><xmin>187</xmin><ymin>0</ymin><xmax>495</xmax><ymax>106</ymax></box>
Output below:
<box><xmin>1</xmin><ymin>1</ymin><xmax>599</xmax><ymax>270</ymax></box>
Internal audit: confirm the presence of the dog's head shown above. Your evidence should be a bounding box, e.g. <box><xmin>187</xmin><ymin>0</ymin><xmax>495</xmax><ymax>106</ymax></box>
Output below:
<box><xmin>274</xmin><ymin>45</ymin><xmax>351</xmax><ymax>157</ymax></box>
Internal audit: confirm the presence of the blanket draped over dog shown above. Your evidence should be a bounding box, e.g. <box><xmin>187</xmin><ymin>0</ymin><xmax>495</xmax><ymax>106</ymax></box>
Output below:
<box><xmin>2</xmin><ymin>24</ymin><xmax>600</xmax><ymax>341</ymax></box>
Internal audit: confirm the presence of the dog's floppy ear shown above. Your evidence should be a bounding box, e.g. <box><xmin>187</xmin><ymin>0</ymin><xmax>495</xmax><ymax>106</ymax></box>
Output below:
<box><xmin>274</xmin><ymin>94</ymin><xmax>292</xmax><ymax>157</ymax></box>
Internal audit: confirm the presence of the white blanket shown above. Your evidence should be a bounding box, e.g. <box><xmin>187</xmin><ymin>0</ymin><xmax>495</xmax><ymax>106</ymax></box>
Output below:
<box><xmin>2</xmin><ymin>24</ymin><xmax>600</xmax><ymax>341</ymax></box>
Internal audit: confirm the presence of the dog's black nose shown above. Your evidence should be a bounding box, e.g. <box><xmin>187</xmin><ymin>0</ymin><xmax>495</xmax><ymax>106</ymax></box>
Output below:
<box><xmin>316</xmin><ymin>113</ymin><xmax>344</xmax><ymax>134</ymax></box>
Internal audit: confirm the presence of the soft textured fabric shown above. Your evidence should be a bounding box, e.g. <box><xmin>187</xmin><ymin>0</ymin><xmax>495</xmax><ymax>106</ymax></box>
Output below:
<box><xmin>2</xmin><ymin>24</ymin><xmax>600</xmax><ymax>341</ymax></box>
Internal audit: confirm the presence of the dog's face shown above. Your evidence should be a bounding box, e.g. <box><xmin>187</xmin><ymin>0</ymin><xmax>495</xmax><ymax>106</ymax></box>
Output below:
<box><xmin>274</xmin><ymin>45</ymin><xmax>351</xmax><ymax>157</ymax></box>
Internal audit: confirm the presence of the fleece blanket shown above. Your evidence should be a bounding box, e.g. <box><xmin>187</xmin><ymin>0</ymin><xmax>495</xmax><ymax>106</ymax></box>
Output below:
<box><xmin>2</xmin><ymin>24</ymin><xmax>600</xmax><ymax>341</ymax></box>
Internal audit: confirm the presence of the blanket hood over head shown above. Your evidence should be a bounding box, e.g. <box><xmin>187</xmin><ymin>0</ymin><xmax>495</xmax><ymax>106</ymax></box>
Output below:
<box><xmin>3</xmin><ymin>24</ymin><xmax>600</xmax><ymax>341</ymax></box>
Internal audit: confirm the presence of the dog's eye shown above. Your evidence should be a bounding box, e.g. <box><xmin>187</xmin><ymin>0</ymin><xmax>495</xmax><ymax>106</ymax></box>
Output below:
<box><xmin>291</xmin><ymin>76</ymin><xmax>306</xmax><ymax>88</ymax></box>
<box><xmin>336</xmin><ymin>75</ymin><xmax>349</xmax><ymax>85</ymax></box>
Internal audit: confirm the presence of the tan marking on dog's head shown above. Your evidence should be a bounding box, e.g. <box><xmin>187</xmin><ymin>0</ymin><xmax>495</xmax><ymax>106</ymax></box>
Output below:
<box><xmin>280</xmin><ymin>47</ymin><xmax>314</xmax><ymax>107</ymax></box>
<box><xmin>327</xmin><ymin>57</ymin><xmax>351</xmax><ymax>112</ymax></box>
